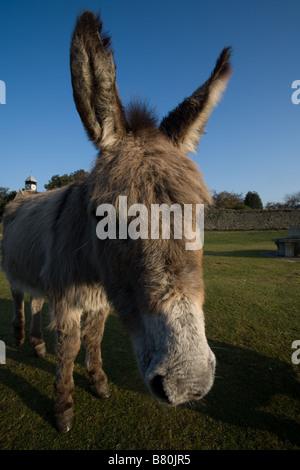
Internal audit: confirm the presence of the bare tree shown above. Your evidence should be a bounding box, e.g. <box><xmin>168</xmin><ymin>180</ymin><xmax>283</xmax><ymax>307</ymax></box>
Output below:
<box><xmin>284</xmin><ymin>191</ymin><xmax>300</xmax><ymax>209</ymax></box>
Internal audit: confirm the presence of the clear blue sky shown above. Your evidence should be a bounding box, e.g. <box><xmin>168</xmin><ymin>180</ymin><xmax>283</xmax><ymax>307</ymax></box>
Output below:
<box><xmin>0</xmin><ymin>0</ymin><xmax>299</xmax><ymax>206</ymax></box>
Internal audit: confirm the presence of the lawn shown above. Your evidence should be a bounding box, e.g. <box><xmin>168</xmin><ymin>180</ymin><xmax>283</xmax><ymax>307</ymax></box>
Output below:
<box><xmin>0</xmin><ymin>230</ymin><xmax>299</xmax><ymax>450</ymax></box>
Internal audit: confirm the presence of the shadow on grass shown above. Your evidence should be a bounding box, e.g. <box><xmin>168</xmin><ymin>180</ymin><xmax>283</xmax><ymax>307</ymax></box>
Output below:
<box><xmin>205</xmin><ymin>249</ymin><xmax>300</xmax><ymax>261</ymax></box>
<box><xmin>205</xmin><ymin>250</ymin><xmax>268</xmax><ymax>258</ymax></box>
<box><xmin>204</xmin><ymin>250</ymin><xmax>300</xmax><ymax>263</ymax></box>
<box><xmin>0</xmin><ymin>302</ymin><xmax>299</xmax><ymax>446</ymax></box>
<box><xmin>197</xmin><ymin>339</ymin><xmax>300</xmax><ymax>446</ymax></box>
<box><xmin>0</xmin><ymin>302</ymin><xmax>140</xmax><ymax>431</ymax></box>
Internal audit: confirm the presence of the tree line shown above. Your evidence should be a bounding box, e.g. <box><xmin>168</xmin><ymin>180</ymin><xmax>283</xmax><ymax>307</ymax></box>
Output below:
<box><xmin>1</xmin><ymin>170</ymin><xmax>299</xmax><ymax>222</ymax></box>
<box><xmin>264</xmin><ymin>191</ymin><xmax>300</xmax><ymax>209</ymax></box>
<box><xmin>211</xmin><ymin>190</ymin><xmax>263</xmax><ymax>210</ymax></box>
<box><xmin>211</xmin><ymin>190</ymin><xmax>300</xmax><ymax>210</ymax></box>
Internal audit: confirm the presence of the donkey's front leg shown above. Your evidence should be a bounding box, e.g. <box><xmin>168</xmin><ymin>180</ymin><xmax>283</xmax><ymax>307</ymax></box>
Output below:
<box><xmin>29</xmin><ymin>297</ymin><xmax>46</xmax><ymax>358</ymax></box>
<box><xmin>54</xmin><ymin>322</ymin><xmax>81</xmax><ymax>433</ymax></box>
<box><xmin>11</xmin><ymin>289</ymin><xmax>25</xmax><ymax>346</ymax></box>
<box><xmin>82</xmin><ymin>310</ymin><xmax>111</xmax><ymax>399</ymax></box>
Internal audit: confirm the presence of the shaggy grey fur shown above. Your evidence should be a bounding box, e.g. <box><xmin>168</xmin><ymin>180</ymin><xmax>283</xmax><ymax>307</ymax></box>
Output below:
<box><xmin>1</xmin><ymin>11</ymin><xmax>231</xmax><ymax>433</ymax></box>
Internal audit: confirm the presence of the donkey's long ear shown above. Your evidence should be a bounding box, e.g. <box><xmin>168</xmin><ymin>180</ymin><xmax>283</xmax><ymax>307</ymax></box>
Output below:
<box><xmin>70</xmin><ymin>11</ymin><xmax>127</xmax><ymax>150</ymax></box>
<box><xmin>159</xmin><ymin>48</ymin><xmax>232</xmax><ymax>154</ymax></box>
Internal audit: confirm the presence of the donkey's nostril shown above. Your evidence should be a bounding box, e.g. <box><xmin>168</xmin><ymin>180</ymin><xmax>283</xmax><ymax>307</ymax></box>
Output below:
<box><xmin>150</xmin><ymin>375</ymin><xmax>170</xmax><ymax>403</ymax></box>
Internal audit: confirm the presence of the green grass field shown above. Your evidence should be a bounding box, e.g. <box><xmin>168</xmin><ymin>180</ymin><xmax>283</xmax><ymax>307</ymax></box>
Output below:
<box><xmin>0</xmin><ymin>230</ymin><xmax>299</xmax><ymax>450</ymax></box>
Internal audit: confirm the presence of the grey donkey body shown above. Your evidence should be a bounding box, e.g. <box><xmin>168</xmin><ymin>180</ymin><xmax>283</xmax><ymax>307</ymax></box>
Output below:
<box><xmin>2</xmin><ymin>11</ymin><xmax>231</xmax><ymax>433</ymax></box>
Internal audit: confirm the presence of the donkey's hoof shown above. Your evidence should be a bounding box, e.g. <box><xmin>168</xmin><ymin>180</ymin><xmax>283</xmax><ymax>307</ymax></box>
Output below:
<box><xmin>34</xmin><ymin>343</ymin><xmax>47</xmax><ymax>358</ymax></box>
<box><xmin>55</xmin><ymin>408</ymin><xmax>74</xmax><ymax>434</ymax></box>
<box><xmin>91</xmin><ymin>382</ymin><xmax>111</xmax><ymax>399</ymax></box>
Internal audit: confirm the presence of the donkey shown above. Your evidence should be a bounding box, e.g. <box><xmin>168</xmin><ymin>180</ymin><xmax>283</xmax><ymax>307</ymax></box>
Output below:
<box><xmin>1</xmin><ymin>11</ymin><xmax>231</xmax><ymax>433</ymax></box>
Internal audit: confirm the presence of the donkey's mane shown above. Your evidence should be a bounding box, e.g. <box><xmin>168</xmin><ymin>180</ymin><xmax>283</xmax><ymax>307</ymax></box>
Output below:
<box><xmin>126</xmin><ymin>100</ymin><xmax>158</xmax><ymax>133</ymax></box>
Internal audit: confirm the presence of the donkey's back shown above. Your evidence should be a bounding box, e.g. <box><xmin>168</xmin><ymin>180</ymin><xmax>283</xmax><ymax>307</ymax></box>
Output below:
<box><xmin>2</xmin><ymin>180</ymin><xmax>95</xmax><ymax>298</ymax></box>
<box><xmin>2</xmin><ymin>178</ymin><xmax>110</xmax><ymax>364</ymax></box>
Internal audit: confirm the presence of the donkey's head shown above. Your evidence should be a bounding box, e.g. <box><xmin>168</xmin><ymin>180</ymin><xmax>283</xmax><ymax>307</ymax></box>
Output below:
<box><xmin>71</xmin><ymin>12</ymin><xmax>231</xmax><ymax>405</ymax></box>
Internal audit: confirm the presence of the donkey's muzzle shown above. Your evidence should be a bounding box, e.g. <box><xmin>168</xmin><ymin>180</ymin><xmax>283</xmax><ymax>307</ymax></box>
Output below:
<box><xmin>148</xmin><ymin>350</ymin><xmax>216</xmax><ymax>406</ymax></box>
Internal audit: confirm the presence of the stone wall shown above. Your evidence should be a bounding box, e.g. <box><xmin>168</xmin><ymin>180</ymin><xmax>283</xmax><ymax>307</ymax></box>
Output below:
<box><xmin>1</xmin><ymin>211</ymin><xmax>300</xmax><ymax>234</ymax></box>
<box><xmin>205</xmin><ymin>209</ymin><xmax>300</xmax><ymax>231</ymax></box>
